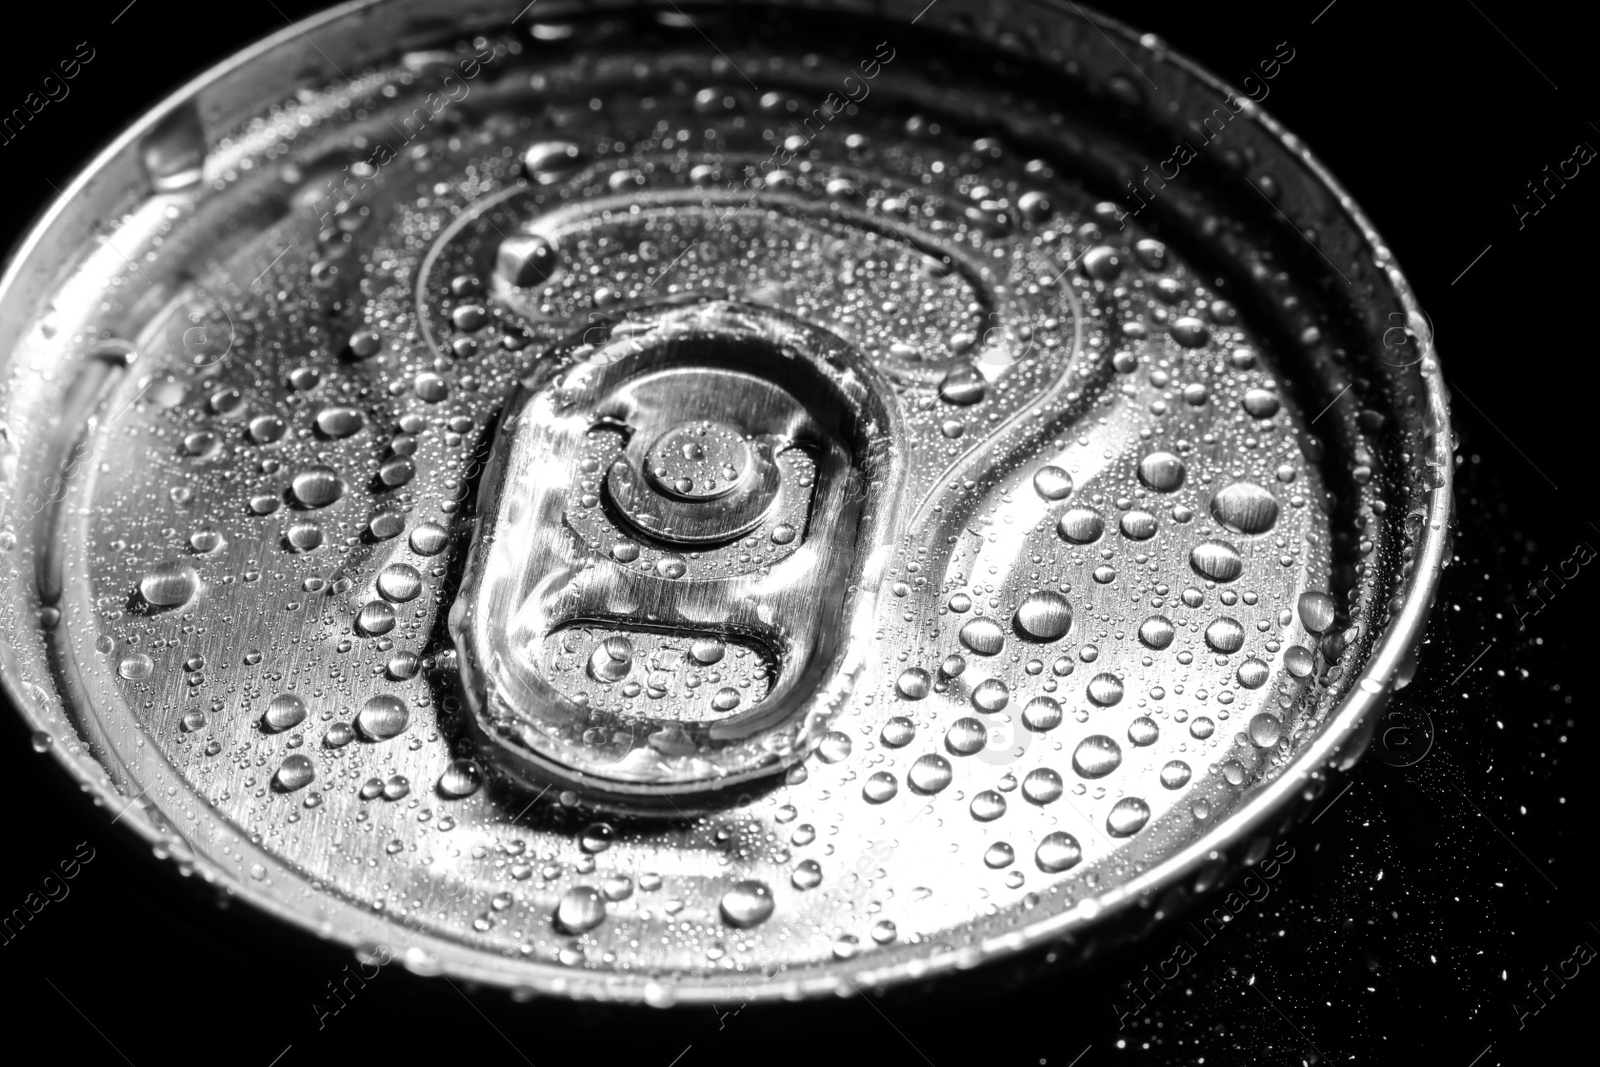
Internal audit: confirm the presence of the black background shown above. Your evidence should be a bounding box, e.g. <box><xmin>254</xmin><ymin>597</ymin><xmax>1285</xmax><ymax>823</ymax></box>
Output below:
<box><xmin>1</xmin><ymin>2</ymin><xmax>1593</xmax><ymax>1065</ymax></box>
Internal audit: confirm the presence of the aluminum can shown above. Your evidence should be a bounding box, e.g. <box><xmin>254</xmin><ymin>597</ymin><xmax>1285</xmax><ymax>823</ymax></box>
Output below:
<box><xmin>0</xmin><ymin>0</ymin><xmax>1452</xmax><ymax>1002</ymax></box>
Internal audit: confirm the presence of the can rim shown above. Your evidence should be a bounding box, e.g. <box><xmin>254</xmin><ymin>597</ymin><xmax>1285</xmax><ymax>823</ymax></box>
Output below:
<box><xmin>0</xmin><ymin>0</ymin><xmax>1453</xmax><ymax>1002</ymax></box>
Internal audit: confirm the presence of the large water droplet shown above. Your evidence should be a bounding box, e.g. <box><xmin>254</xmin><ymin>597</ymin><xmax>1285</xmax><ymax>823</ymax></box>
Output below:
<box><xmin>881</xmin><ymin>717</ymin><xmax>916</xmax><ymax>747</ymax></box>
<box><xmin>1022</xmin><ymin>768</ymin><xmax>1063</xmax><ymax>804</ymax></box>
<box><xmin>1035</xmin><ymin>831</ymin><xmax>1082</xmax><ymax>872</ymax></box>
<box><xmin>970</xmin><ymin>790</ymin><xmax>1007</xmax><ymax>821</ymax></box>
<box><xmin>1072</xmin><ymin>735</ymin><xmax>1123</xmax><ymax>778</ymax></box>
<box><xmin>896</xmin><ymin>667</ymin><xmax>931</xmax><ymax>700</ymax></box>
<box><xmin>1107</xmin><ymin>797</ymin><xmax>1151</xmax><ymax>836</ymax></box>
<box><xmin>139</xmin><ymin>560</ymin><xmax>199</xmax><ymax>607</ymax></box>
<box><xmin>1032</xmin><ymin>465</ymin><xmax>1073</xmax><ymax>501</ymax></box>
<box><xmin>357</xmin><ymin>695</ymin><xmax>409</xmax><ymax>740</ymax></box>
<box><xmin>1205</xmin><ymin>617</ymin><xmax>1245</xmax><ymax>653</ymax></box>
<box><xmin>553</xmin><ymin>886</ymin><xmax>606</xmax><ymax>934</ymax></box>
<box><xmin>1022</xmin><ymin>696</ymin><xmax>1063</xmax><ymax>731</ymax></box>
<box><xmin>1014</xmin><ymin>591</ymin><xmax>1072</xmax><ymax>642</ymax></box>
<box><xmin>315</xmin><ymin>405</ymin><xmax>366</xmax><ymax>438</ymax></box>
<box><xmin>959</xmin><ymin>616</ymin><xmax>1005</xmax><ymax>656</ymax></box>
<box><xmin>1210</xmin><ymin>482</ymin><xmax>1279</xmax><ymax>535</ymax></box>
<box><xmin>1137</xmin><ymin>451</ymin><xmax>1186</xmax><ymax>492</ymax></box>
<box><xmin>1086</xmin><ymin>673</ymin><xmax>1124</xmax><ymax>706</ymax></box>
<box><xmin>908</xmin><ymin>754</ymin><xmax>953</xmax><ymax>794</ymax></box>
<box><xmin>1190</xmin><ymin>540</ymin><xmax>1244</xmax><ymax>583</ymax></box>
<box><xmin>1138</xmin><ymin>615</ymin><xmax>1175</xmax><ymax>649</ymax></box>
<box><xmin>438</xmin><ymin>759</ymin><xmax>482</xmax><ymax>798</ymax></box>
<box><xmin>291</xmin><ymin>466</ymin><xmax>344</xmax><ymax>508</ymax></box>
<box><xmin>264</xmin><ymin>692</ymin><xmax>307</xmax><ymax>732</ymax></box>
<box><xmin>1160</xmin><ymin>760</ymin><xmax>1192</xmax><ymax>788</ymax></box>
<box><xmin>1248</xmin><ymin>713</ymin><xmax>1284</xmax><ymax>748</ymax></box>
<box><xmin>971</xmin><ymin>678</ymin><xmax>1010</xmax><ymax>712</ymax></box>
<box><xmin>275</xmin><ymin>754</ymin><xmax>315</xmax><ymax>791</ymax></box>
<box><xmin>1297</xmin><ymin>591</ymin><xmax>1336</xmax><ymax>633</ymax></box>
<box><xmin>863</xmin><ymin>772</ymin><xmax>898</xmax><ymax>803</ymax></box>
<box><xmin>1057</xmin><ymin>507</ymin><xmax>1104</xmax><ymax>544</ymax></box>
<box><xmin>945</xmin><ymin>717</ymin><xmax>988</xmax><ymax>755</ymax></box>
<box><xmin>719</xmin><ymin>880</ymin><xmax>775</xmax><ymax>928</ymax></box>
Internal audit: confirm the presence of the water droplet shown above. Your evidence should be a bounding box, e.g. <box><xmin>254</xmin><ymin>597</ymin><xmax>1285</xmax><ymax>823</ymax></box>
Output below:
<box><xmin>275</xmin><ymin>754</ymin><xmax>315</xmax><ymax>791</ymax></box>
<box><xmin>690</xmin><ymin>637</ymin><xmax>725</xmax><ymax>665</ymax></box>
<box><xmin>1189</xmin><ymin>716</ymin><xmax>1215</xmax><ymax>739</ymax></box>
<box><xmin>324</xmin><ymin>722</ymin><xmax>355</xmax><ymax>747</ymax></box>
<box><xmin>1080</xmin><ymin>245</ymin><xmax>1122</xmax><ymax>281</ymax></box>
<box><xmin>1160</xmin><ymin>760</ymin><xmax>1192</xmax><ymax>788</ymax></box>
<box><xmin>1190</xmin><ymin>540</ymin><xmax>1244</xmax><ymax>583</ymax></box>
<box><xmin>1119</xmin><ymin>509</ymin><xmax>1158</xmax><ymax>540</ymax></box>
<box><xmin>348</xmin><ymin>329</ymin><xmax>383</xmax><ymax>359</ymax></box>
<box><xmin>1169</xmin><ymin>316</ymin><xmax>1210</xmax><ymax>347</ymax></box>
<box><xmin>896</xmin><ymin>667</ymin><xmax>931</xmax><ymax>700</ymax></box>
<box><xmin>357</xmin><ymin>600</ymin><xmax>396</xmax><ymax>635</ymax></box>
<box><xmin>1210</xmin><ymin>482</ymin><xmax>1279</xmax><ymax>535</ymax></box>
<box><xmin>1284</xmin><ymin>645</ymin><xmax>1314</xmax><ymax>677</ymax></box>
<box><xmin>1248</xmin><ymin>712</ymin><xmax>1284</xmax><ymax>748</ymax></box>
<box><xmin>117</xmin><ymin>653</ymin><xmax>154</xmax><ymax>681</ymax></box>
<box><xmin>818</xmin><ymin>731</ymin><xmax>852</xmax><ymax>763</ymax></box>
<box><xmin>938</xmin><ymin>369</ymin><xmax>986</xmax><ymax>405</ymax></box>
<box><xmin>377</xmin><ymin>564</ymin><xmax>423</xmax><ymax>602</ymax></box>
<box><xmin>1014</xmin><ymin>591</ymin><xmax>1072</xmax><ymax>642</ymax></box>
<box><xmin>1127</xmin><ymin>716</ymin><xmax>1160</xmax><ymax>746</ymax></box>
<box><xmin>1035</xmin><ymin>831</ymin><xmax>1082</xmax><ymax>872</ymax></box>
<box><xmin>1086</xmin><ymin>673</ymin><xmax>1124</xmax><ymax>706</ymax></box>
<box><xmin>410</xmin><ymin>522</ymin><xmax>449</xmax><ymax>555</ymax></box>
<box><xmin>1107</xmin><ymin>797</ymin><xmax>1151</xmax><ymax>836</ymax></box>
<box><xmin>285</xmin><ymin>518</ymin><xmax>322</xmax><ymax>552</ymax></box>
<box><xmin>1032</xmin><ymin>465</ymin><xmax>1073</xmax><ymax>501</ymax></box>
<box><xmin>970</xmin><ymin>790</ymin><xmax>1007</xmax><ymax>821</ymax></box>
<box><xmin>959</xmin><ymin>616</ymin><xmax>1006</xmax><ymax>656</ymax></box>
<box><xmin>357</xmin><ymin>695</ymin><xmax>409</xmax><ymax>740</ymax></box>
<box><xmin>971</xmin><ymin>678</ymin><xmax>1010</xmax><ymax>712</ymax></box>
<box><xmin>1237</xmin><ymin>657</ymin><xmax>1269</xmax><ymax>688</ymax></box>
<box><xmin>711</xmin><ymin>687</ymin><xmax>741</xmax><ymax>711</ymax></box>
<box><xmin>908</xmin><ymin>754</ymin><xmax>953</xmax><ymax>794</ymax></box>
<box><xmin>1138</xmin><ymin>615</ymin><xmax>1175</xmax><ymax>649</ymax></box>
<box><xmin>523</xmin><ymin>140</ymin><xmax>584</xmax><ymax>183</ymax></box>
<box><xmin>1242</xmin><ymin>389</ymin><xmax>1280</xmax><ymax>418</ymax></box>
<box><xmin>863</xmin><ymin>772</ymin><xmax>899</xmax><ymax>803</ymax></box>
<box><xmin>719</xmin><ymin>880</ymin><xmax>775</xmax><ymax>928</ymax></box>
<box><xmin>1137</xmin><ymin>451</ymin><xmax>1186</xmax><ymax>492</ymax></box>
<box><xmin>553</xmin><ymin>886</ymin><xmax>606</xmax><ymax>934</ymax></box>
<box><xmin>315</xmin><ymin>405</ymin><xmax>366</xmax><ymax>438</ymax></box>
<box><xmin>1022</xmin><ymin>768</ymin><xmax>1063</xmax><ymax>804</ymax></box>
<box><xmin>1022</xmin><ymin>696</ymin><xmax>1063</xmax><ymax>731</ymax></box>
<box><xmin>264</xmin><ymin>692</ymin><xmax>307</xmax><ymax>731</ymax></box>
<box><xmin>1205</xmin><ymin>617</ymin><xmax>1245</xmax><ymax>653</ymax></box>
<box><xmin>139</xmin><ymin>560</ymin><xmax>199</xmax><ymax>607</ymax></box>
<box><xmin>1057</xmin><ymin>507</ymin><xmax>1104</xmax><ymax>544</ymax></box>
<box><xmin>792</xmin><ymin>860</ymin><xmax>823</xmax><ymax>889</ymax></box>
<box><xmin>438</xmin><ymin>759</ymin><xmax>482</xmax><ymax>798</ymax></box>
<box><xmin>946</xmin><ymin>717</ymin><xmax>988</xmax><ymax>755</ymax></box>
<box><xmin>1298</xmin><ymin>591</ymin><xmax>1336</xmax><ymax>633</ymax></box>
<box><xmin>984</xmin><ymin>842</ymin><xmax>1016</xmax><ymax>868</ymax></box>
<box><xmin>881</xmin><ymin>717</ymin><xmax>916</xmax><ymax>747</ymax></box>
<box><xmin>291</xmin><ymin>466</ymin><xmax>344</xmax><ymax>508</ymax></box>
<box><xmin>1072</xmin><ymin>735</ymin><xmax>1123</xmax><ymax>778</ymax></box>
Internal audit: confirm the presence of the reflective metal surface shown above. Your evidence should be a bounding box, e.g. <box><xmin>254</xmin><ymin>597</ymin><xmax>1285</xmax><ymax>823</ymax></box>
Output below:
<box><xmin>0</xmin><ymin>0</ymin><xmax>1452</xmax><ymax>1001</ymax></box>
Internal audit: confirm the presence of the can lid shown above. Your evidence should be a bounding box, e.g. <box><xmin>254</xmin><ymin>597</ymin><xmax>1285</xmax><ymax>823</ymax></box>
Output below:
<box><xmin>0</xmin><ymin>0</ymin><xmax>1451</xmax><ymax>1001</ymax></box>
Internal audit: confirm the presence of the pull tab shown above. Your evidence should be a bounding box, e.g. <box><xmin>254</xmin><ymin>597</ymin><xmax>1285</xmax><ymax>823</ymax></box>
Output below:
<box><xmin>451</xmin><ymin>301</ymin><xmax>902</xmax><ymax>812</ymax></box>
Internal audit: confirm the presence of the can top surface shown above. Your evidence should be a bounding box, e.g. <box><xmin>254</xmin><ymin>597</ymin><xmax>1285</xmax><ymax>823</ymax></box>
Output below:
<box><xmin>0</xmin><ymin>0</ymin><xmax>1451</xmax><ymax>1001</ymax></box>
